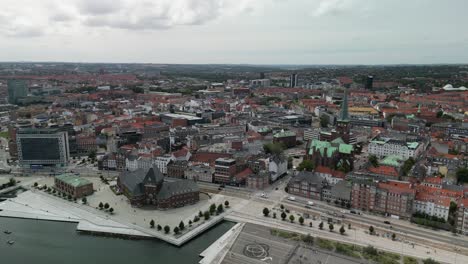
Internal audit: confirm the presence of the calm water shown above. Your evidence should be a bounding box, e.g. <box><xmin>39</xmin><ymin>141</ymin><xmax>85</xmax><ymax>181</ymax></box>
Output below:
<box><xmin>0</xmin><ymin>217</ymin><xmax>235</xmax><ymax>264</ymax></box>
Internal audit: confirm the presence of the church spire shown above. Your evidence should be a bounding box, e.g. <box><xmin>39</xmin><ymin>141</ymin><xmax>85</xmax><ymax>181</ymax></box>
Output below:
<box><xmin>339</xmin><ymin>88</ymin><xmax>349</xmax><ymax>121</ymax></box>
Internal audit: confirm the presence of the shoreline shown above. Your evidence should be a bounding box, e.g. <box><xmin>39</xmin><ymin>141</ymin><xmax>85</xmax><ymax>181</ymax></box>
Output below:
<box><xmin>0</xmin><ymin>190</ymin><xmax>234</xmax><ymax>246</ymax></box>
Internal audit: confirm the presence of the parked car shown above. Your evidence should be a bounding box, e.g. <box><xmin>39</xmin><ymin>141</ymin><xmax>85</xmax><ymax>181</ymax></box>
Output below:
<box><xmin>288</xmin><ymin>196</ymin><xmax>296</xmax><ymax>201</ymax></box>
<box><xmin>384</xmin><ymin>221</ymin><xmax>391</xmax><ymax>225</ymax></box>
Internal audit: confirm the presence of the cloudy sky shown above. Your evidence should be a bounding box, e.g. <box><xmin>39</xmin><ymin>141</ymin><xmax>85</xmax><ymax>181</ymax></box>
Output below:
<box><xmin>0</xmin><ymin>0</ymin><xmax>467</xmax><ymax>64</ymax></box>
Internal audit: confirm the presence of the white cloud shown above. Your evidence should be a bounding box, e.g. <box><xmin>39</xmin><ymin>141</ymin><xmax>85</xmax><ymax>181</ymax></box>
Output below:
<box><xmin>0</xmin><ymin>0</ymin><xmax>263</xmax><ymax>37</ymax></box>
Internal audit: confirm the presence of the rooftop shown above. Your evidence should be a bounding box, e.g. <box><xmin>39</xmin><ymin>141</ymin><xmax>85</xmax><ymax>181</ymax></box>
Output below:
<box><xmin>55</xmin><ymin>174</ymin><xmax>92</xmax><ymax>188</ymax></box>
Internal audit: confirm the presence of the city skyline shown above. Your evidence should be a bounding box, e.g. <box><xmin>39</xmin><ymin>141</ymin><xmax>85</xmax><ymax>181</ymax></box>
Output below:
<box><xmin>0</xmin><ymin>0</ymin><xmax>467</xmax><ymax>64</ymax></box>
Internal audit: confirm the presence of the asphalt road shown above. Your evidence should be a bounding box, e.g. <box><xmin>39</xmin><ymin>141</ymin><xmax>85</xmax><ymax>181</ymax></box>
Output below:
<box><xmin>282</xmin><ymin>199</ymin><xmax>468</xmax><ymax>249</ymax></box>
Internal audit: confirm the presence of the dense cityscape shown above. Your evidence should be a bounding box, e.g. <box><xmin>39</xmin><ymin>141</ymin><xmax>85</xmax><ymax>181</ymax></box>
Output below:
<box><xmin>0</xmin><ymin>62</ymin><xmax>468</xmax><ymax>264</ymax></box>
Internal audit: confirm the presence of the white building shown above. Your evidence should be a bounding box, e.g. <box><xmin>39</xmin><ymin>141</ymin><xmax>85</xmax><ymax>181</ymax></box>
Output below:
<box><xmin>368</xmin><ymin>138</ymin><xmax>423</xmax><ymax>159</ymax></box>
<box><xmin>154</xmin><ymin>155</ymin><xmax>174</xmax><ymax>174</ymax></box>
<box><xmin>269</xmin><ymin>156</ymin><xmax>288</xmax><ymax>182</ymax></box>
<box><xmin>413</xmin><ymin>194</ymin><xmax>451</xmax><ymax>221</ymax></box>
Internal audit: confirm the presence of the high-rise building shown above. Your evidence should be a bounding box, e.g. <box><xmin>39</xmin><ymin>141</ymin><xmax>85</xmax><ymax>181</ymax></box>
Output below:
<box><xmin>7</xmin><ymin>79</ymin><xmax>28</xmax><ymax>104</ymax></box>
<box><xmin>365</xmin><ymin>75</ymin><xmax>374</xmax><ymax>90</ymax></box>
<box><xmin>259</xmin><ymin>72</ymin><xmax>265</xmax><ymax>79</ymax></box>
<box><xmin>17</xmin><ymin>128</ymin><xmax>70</xmax><ymax>167</ymax></box>
<box><xmin>289</xmin><ymin>73</ymin><xmax>298</xmax><ymax>88</ymax></box>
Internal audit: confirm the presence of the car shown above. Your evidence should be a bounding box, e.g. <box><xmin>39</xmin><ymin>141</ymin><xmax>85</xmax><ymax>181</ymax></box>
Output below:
<box><xmin>307</xmin><ymin>201</ymin><xmax>315</xmax><ymax>206</ymax></box>
<box><xmin>340</xmin><ymin>210</ymin><xmax>347</xmax><ymax>214</ymax></box>
<box><xmin>260</xmin><ymin>193</ymin><xmax>268</xmax><ymax>198</ymax></box>
<box><xmin>288</xmin><ymin>196</ymin><xmax>296</xmax><ymax>201</ymax></box>
<box><xmin>384</xmin><ymin>221</ymin><xmax>391</xmax><ymax>225</ymax></box>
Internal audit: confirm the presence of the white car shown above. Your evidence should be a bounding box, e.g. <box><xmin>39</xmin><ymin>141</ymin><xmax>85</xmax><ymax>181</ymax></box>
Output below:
<box><xmin>288</xmin><ymin>196</ymin><xmax>296</xmax><ymax>201</ymax></box>
<box><xmin>307</xmin><ymin>201</ymin><xmax>315</xmax><ymax>206</ymax></box>
<box><xmin>260</xmin><ymin>192</ymin><xmax>268</xmax><ymax>198</ymax></box>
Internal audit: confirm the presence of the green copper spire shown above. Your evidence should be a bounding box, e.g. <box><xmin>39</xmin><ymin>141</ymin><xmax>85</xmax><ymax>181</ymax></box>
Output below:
<box><xmin>339</xmin><ymin>88</ymin><xmax>349</xmax><ymax>121</ymax></box>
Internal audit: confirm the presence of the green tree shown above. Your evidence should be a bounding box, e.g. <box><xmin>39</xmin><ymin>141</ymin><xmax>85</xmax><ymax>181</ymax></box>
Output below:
<box><xmin>198</xmin><ymin>211</ymin><xmax>203</xmax><ymax>217</ymax></box>
<box><xmin>272</xmin><ymin>212</ymin><xmax>277</xmax><ymax>219</ymax></box>
<box><xmin>104</xmin><ymin>203</ymin><xmax>110</xmax><ymax>210</ymax></box>
<box><xmin>164</xmin><ymin>225</ymin><xmax>170</xmax><ymax>234</ymax></box>
<box><xmin>423</xmin><ymin>258</ymin><xmax>440</xmax><ymax>264</ymax></box>
<box><xmin>303</xmin><ymin>234</ymin><xmax>314</xmax><ymax>245</ymax></box>
<box><xmin>281</xmin><ymin>212</ymin><xmax>287</xmax><ymax>221</ymax></box>
<box><xmin>339</xmin><ymin>225</ymin><xmax>345</xmax><ymax>235</ymax></box>
<box><xmin>67</xmin><ymin>194</ymin><xmax>72</xmax><ymax>200</ymax></box>
<box><xmin>8</xmin><ymin>178</ymin><xmax>16</xmax><ymax>187</ymax></box>
<box><xmin>456</xmin><ymin>167</ymin><xmax>468</xmax><ymax>184</ymax></box>
<box><xmin>329</xmin><ymin>223</ymin><xmax>334</xmax><ymax>232</ymax></box>
<box><xmin>391</xmin><ymin>233</ymin><xmax>396</xmax><ymax>240</ymax></box>
<box><xmin>319</xmin><ymin>222</ymin><xmax>324</xmax><ymax>230</ymax></box>
<box><xmin>297</xmin><ymin>160</ymin><xmax>314</xmax><ymax>172</ymax></box>
<box><xmin>280</xmin><ymin>204</ymin><xmax>284</xmax><ymax>210</ymax></box>
<box><xmin>188</xmin><ymin>220</ymin><xmax>192</xmax><ymax>226</ymax></box>
<box><xmin>204</xmin><ymin>211</ymin><xmax>210</xmax><ymax>220</ymax></box>
<box><xmin>173</xmin><ymin>226</ymin><xmax>179</xmax><ymax>234</ymax></box>
<box><xmin>157</xmin><ymin>225</ymin><xmax>162</xmax><ymax>231</ymax></box>
<box><xmin>217</xmin><ymin>204</ymin><xmax>224</xmax><ymax>214</ymax></box>
<box><xmin>109</xmin><ymin>208</ymin><xmax>114</xmax><ymax>214</ymax></box>
<box><xmin>436</xmin><ymin>110</ymin><xmax>444</xmax><ymax>118</ymax></box>
<box><xmin>193</xmin><ymin>216</ymin><xmax>200</xmax><ymax>222</ymax></box>
<box><xmin>263</xmin><ymin>207</ymin><xmax>270</xmax><ymax>217</ymax></box>
<box><xmin>224</xmin><ymin>200</ymin><xmax>229</xmax><ymax>208</ymax></box>
<box><xmin>179</xmin><ymin>221</ymin><xmax>185</xmax><ymax>230</ymax></box>
<box><xmin>348</xmin><ymin>223</ymin><xmax>351</xmax><ymax>230</ymax></box>
<box><xmin>209</xmin><ymin>204</ymin><xmax>216</xmax><ymax>215</ymax></box>
<box><xmin>449</xmin><ymin>201</ymin><xmax>457</xmax><ymax>214</ymax></box>
<box><xmin>34</xmin><ymin>182</ymin><xmax>38</xmax><ymax>187</ymax></box>
<box><xmin>369</xmin><ymin>226</ymin><xmax>375</xmax><ymax>235</ymax></box>
<box><xmin>402</xmin><ymin>158</ymin><xmax>416</xmax><ymax>176</ymax></box>
<box><xmin>99</xmin><ymin>202</ymin><xmax>104</xmax><ymax>209</ymax></box>
<box><xmin>150</xmin><ymin>219</ymin><xmax>155</xmax><ymax>228</ymax></box>
<box><xmin>263</xmin><ymin>142</ymin><xmax>285</xmax><ymax>155</ymax></box>
<box><xmin>369</xmin><ymin>155</ymin><xmax>379</xmax><ymax>167</ymax></box>
<box><xmin>88</xmin><ymin>150</ymin><xmax>97</xmax><ymax>161</ymax></box>
<box><xmin>289</xmin><ymin>214</ymin><xmax>295</xmax><ymax>223</ymax></box>
<box><xmin>299</xmin><ymin>216</ymin><xmax>304</xmax><ymax>225</ymax></box>
<box><xmin>320</xmin><ymin>115</ymin><xmax>329</xmax><ymax>128</ymax></box>
<box><xmin>82</xmin><ymin>197</ymin><xmax>87</xmax><ymax>204</ymax></box>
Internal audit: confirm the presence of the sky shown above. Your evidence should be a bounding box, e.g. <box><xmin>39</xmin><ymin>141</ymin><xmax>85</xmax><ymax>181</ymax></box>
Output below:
<box><xmin>0</xmin><ymin>0</ymin><xmax>467</xmax><ymax>64</ymax></box>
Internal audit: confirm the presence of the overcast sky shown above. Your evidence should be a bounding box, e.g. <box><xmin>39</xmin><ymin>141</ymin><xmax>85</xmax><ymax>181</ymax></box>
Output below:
<box><xmin>0</xmin><ymin>0</ymin><xmax>467</xmax><ymax>64</ymax></box>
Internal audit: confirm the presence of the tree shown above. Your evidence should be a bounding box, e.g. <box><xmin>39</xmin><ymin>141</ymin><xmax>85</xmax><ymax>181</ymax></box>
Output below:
<box><xmin>391</xmin><ymin>233</ymin><xmax>396</xmax><ymax>241</ymax></box>
<box><xmin>289</xmin><ymin>214</ymin><xmax>295</xmax><ymax>223</ymax></box>
<box><xmin>204</xmin><ymin>211</ymin><xmax>210</xmax><ymax>220</ymax></box>
<box><xmin>369</xmin><ymin>226</ymin><xmax>375</xmax><ymax>235</ymax></box>
<box><xmin>209</xmin><ymin>204</ymin><xmax>216</xmax><ymax>215</ymax></box>
<box><xmin>369</xmin><ymin>155</ymin><xmax>379</xmax><ymax>167</ymax></box>
<box><xmin>179</xmin><ymin>221</ymin><xmax>185</xmax><ymax>230</ymax></box>
<box><xmin>319</xmin><ymin>222</ymin><xmax>324</xmax><ymax>230</ymax></box>
<box><xmin>194</xmin><ymin>216</ymin><xmax>200</xmax><ymax>222</ymax></box>
<box><xmin>82</xmin><ymin>197</ymin><xmax>87</xmax><ymax>204</ymax></box>
<box><xmin>164</xmin><ymin>225</ymin><xmax>170</xmax><ymax>234</ymax></box>
<box><xmin>88</xmin><ymin>150</ymin><xmax>97</xmax><ymax>161</ymax></box>
<box><xmin>263</xmin><ymin>207</ymin><xmax>270</xmax><ymax>217</ymax></box>
<box><xmin>456</xmin><ymin>167</ymin><xmax>468</xmax><ymax>184</ymax></box>
<box><xmin>8</xmin><ymin>178</ymin><xmax>16</xmax><ymax>187</ymax></box>
<box><xmin>402</xmin><ymin>157</ymin><xmax>416</xmax><ymax>176</ymax></box>
<box><xmin>150</xmin><ymin>219</ymin><xmax>155</xmax><ymax>228</ymax></box>
<box><xmin>52</xmin><ymin>189</ymin><xmax>56</xmax><ymax>194</ymax></box>
<box><xmin>436</xmin><ymin>110</ymin><xmax>444</xmax><ymax>118</ymax></box>
<box><xmin>329</xmin><ymin>223</ymin><xmax>334</xmax><ymax>232</ymax></box>
<box><xmin>299</xmin><ymin>216</ymin><xmax>304</xmax><ymax>225</ymax></box>
<box><xmin>217</xmin><ymin>204</ymin><xmax>224</xmax><ymax>214</ymax></box>
<box><xmin>297</xmin><ymin>160</ymin><xmax>314</xmax><ymax>172</ymax></box>
<box><xmin>173</xmin><ymin>226</ymin><xmax>179</xmax><ymax>234</ymax></box>
<box><xmin>449</xmin><ymin>201</ymin><xmax>457</xmax><ymax>215</ymax></box>
<box><xmin>109</xmin><ymin>208</ymin><xmax>114</xmax><ymax>214</ymax></box>
<box><xmin>280</xmin><ymin>204</ymin><xmax>284</xmax><ymax>210</ymax></box>
<box><xmin>348</xmin><ymin>223</ymin><xmax>351</xmax><ymax>230</ymax></box>
<box><xmin>104</xmin><ymin>203</ymin><xmax>110</xmax><ymax>210</ymax></box>
<box><xmin>188</xmin><ymin>220</ymin><xmax>192</xmax><ymax>226</ymax></box>
<box><xmin>99</xmin><ymin>202</ymin><xmax>104</xmax><ymax>209</ymax></box>
<box><xmin>309</xmin><ymin>222</ymin><xmax>313</xmax><ymax>227</ymax></box>
<box><xmin>339</xmin><ymin>225</ymin><xmax>345</xmax><ymax>235</ymax></box>
<box><xmin>263</xmin><ymin>142</ymin><xmax>285</xmax><ymax>155</ymax></box>
<box><xmin>198</xmin><ymin>211</ymin><xmax>203</xmax><ymax>217</ymax></box>
<box><xmin>157</xmin><ymin>225</ymin><xmax>162</xmax><ymax>231</ymax></box>
<box><xmin>303</xmin><ymin>234</ymin><xmax>314</xmax><ymax>245</ymax></box>
<box><xmin>224</xmin><ymin>200</ymin><xmax>230</xmax><ymax>208</ymax></box>
<box><xmin>320</xmin><ymin>115</ymin><xmax>329</xmax><ymax>128</ymax></box>
<box><xmin>34</xmin><ymin>182</ymin><xmax>38</xmax><ymax>187</ymax></box>
<box><xmin>281</xmin><ymin>212</ymin><xmax>287</xmax><ymax>221</ymax></box>
<box><xmin>423</xmin><ymin>258</ymin><xmax>440</xmax><ymax>264</ymax></box>
<box><xmin>273</xmin><ymin>212</ymin><xmax>277</xmax><ymax>219</ymax></box>
<box><xmin>363</xmin><ymin>246</ymin><xmax>378</xmax><ymax>256</ymax></box>
<box><xmin>67</xmin><ymin>194</ymin><xmax>72</xmax><ymax>200</ymax></box>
